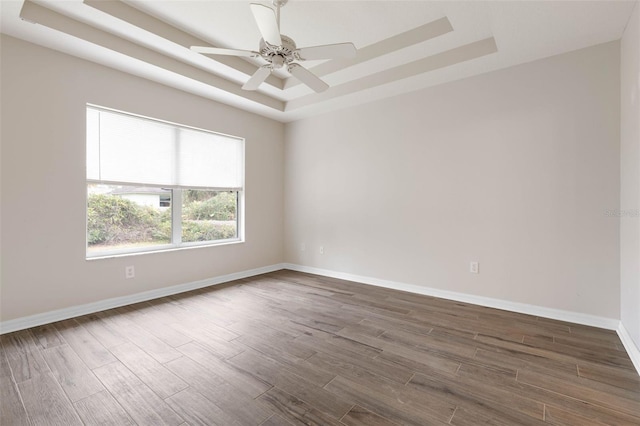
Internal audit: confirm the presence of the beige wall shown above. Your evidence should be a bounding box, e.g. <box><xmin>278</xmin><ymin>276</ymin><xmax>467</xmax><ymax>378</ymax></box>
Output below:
<box><xmin>0</xmin><ymin>32</ymin><xmax>627</xmax><ymax>325</ymax></box>
<box><xmin>285</xmin><ymin>41</ymin><xmax>621</xmax><ymax>318</ymax></box>
<box><xmin>620</xmin><ymin>2</ymin><xmax>640</xmax><ymax>348</ymax></box>
<box><xmin>0</xmin><ymin>35</ymin><xmax>285</xmax><ymax>322</ymax></box>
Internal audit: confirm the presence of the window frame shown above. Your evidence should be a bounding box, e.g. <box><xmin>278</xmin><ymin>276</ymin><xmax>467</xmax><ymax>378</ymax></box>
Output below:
<box><xmin>85</xmin><ymin>105</ymin><xmax>245</xmax><ymax>259</ymax></box>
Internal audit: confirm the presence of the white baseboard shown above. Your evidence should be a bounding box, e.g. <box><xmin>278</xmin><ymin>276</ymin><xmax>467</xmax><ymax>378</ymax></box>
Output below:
<box><xmin>1</xmin><ymin>261</ymin><xmax>628</xmax><ymax>364</ymax></box>
<box><xmin>283</xmin><ymin>263</ymin><xmax>620</xmax><ymax>331</ymax></box>
<box><xmin>0</xmin><ymin>263</ymin><xmax>285</xmax><ymax>334</ymax></box>
<box><xmin>617</xmin><ymin>322</ymin><xmax>640</xmax><ymax>375</ymax></box>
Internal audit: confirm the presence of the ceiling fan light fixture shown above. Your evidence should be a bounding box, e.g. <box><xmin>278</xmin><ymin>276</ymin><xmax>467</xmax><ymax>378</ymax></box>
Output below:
<box><xmin>271</xmin><ymin>55</ymin><xmax>285</xmax><ymax>69</ymax></box>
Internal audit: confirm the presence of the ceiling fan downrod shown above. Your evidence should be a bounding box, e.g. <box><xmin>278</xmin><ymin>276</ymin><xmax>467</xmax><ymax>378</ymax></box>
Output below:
<box><xmin>272</xmin><ymin>0</ymin><xmax>287</xmax><ymax>29</ymax></box>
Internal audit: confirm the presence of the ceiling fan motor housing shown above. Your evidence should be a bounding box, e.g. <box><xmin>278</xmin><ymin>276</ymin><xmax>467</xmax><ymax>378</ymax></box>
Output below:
<box><xmin>260</xmin><ymin>35</ymin><xmax>297</xmax><ymax>69</ymax></box>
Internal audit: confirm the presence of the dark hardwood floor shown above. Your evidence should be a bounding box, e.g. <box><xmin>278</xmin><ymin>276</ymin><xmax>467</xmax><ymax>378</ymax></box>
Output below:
<box><xmin>1</xmin><ymin>270</ymin><xmax>639</xmax><ymax>425</ymax></box>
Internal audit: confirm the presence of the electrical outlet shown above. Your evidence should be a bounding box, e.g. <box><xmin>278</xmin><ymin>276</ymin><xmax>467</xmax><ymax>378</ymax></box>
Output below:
<box><xmin>300</xmin><ymin>243</ymin><xmax>306</xmax><ymax>251</ymax></box>
<box><xmin>125</xmin><ymin>265</ymin><xmax>135</xmax><ymax>279</ymax></box>
<box><xmin>319</xmin><ymin>246</ymin><xmax>324</xmax><ymax>255</ymax></box>
<box><xmin>470</xmin><ymin>262</ymin><xmax>479</xmax><ymax>274</ymax></box>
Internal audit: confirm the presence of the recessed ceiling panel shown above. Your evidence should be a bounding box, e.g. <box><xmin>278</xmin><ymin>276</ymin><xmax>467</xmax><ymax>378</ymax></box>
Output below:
<box><xmin>1</xmin><ymin>0</ymin><xmax>636</xmax><ymax>122</ymax></box>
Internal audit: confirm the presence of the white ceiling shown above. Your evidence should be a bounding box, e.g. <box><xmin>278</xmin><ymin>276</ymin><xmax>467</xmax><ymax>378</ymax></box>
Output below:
<box><xmin>1</xmin><ymin>0</ymin><xmax>636</xmax><ymax>122</ymax></box>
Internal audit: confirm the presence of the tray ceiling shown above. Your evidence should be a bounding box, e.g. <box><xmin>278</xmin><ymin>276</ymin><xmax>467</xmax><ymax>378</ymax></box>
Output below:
<box><xmin>0</xmin><ymin>0</ymin><xmax>636</xmax><ymax>122</ymax></box>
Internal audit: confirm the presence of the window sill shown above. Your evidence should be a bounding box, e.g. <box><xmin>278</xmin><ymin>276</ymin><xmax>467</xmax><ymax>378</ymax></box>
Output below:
<box><xmin>86</xmin><ymin>238</ymin><xmax>243</xmax><ymax>261</ymax></box>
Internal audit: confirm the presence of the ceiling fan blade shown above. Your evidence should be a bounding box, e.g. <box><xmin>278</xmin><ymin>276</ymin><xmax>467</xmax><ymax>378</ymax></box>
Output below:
<box><xmin>242</xmin><ymin>66</ymin><xmax>271</xmax><ymax>91</ymax></box>
<box><xmin>191</xmin><ymin>46</ymin><xmax>259</xmax><ymax>57</ymax></box>
<box><xmin>288</xmin><ymin>64</ymin><xmax>329</xmax><ymax>93</ymax></box>
<box><xmin>296</xmin><ymin>42</ymin><xmax>357</xmax><ymax>60</ymax></box>
<box><xmin>250</xmin><ymin>3</ymin><xmax>282</xmax><ymax>46</ymax></box>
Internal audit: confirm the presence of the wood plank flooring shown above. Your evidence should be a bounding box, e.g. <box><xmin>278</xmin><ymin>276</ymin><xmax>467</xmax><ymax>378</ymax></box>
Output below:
<box><xmin>1</xmin><ymin>270</ymin><xmax>639</xmax><ymax>425</ymax></box>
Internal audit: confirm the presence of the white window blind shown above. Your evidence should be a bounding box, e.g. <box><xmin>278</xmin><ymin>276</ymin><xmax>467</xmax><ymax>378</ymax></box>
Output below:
<box><xmin>86</xmin><ymin>107</ymin><xmax>244</xmax><ymax>190</ymax></box>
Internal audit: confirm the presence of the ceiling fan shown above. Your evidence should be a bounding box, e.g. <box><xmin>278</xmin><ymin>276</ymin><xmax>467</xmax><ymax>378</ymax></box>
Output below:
<box><xmin>190</xmin><ymin>0</ymin><xmax>357</xmax><ymax>93</ymax></box>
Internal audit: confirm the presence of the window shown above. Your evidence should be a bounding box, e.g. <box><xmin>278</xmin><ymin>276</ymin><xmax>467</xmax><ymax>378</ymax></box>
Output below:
<box><xmin>86</xmin><ymin>106</ymin><xmax>244</xmax><ymax>257</ymax></box>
